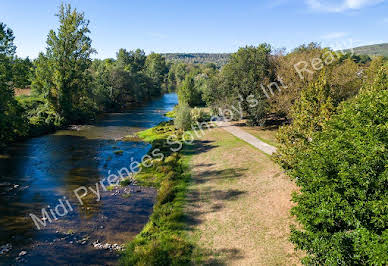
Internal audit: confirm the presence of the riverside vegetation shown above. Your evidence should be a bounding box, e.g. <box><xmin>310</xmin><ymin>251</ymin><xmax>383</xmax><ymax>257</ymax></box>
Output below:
<box><xmin>119</xmin><ymin>121</ymin><xmax>194</xmax><ymax>265</ymax></box>
<box><xmin>1</xmin><ymin>3</ymin><xmax>387</xmax><ymax>266</ymax></box>
<box><xmin>0</xmin><ymin>4</ymin><xmax>186</xmax><ymax>149</ymax></box>
<box><xmin>170</xmin><ymin>43</ymin><xmax>387</xmax><ymax>264</ymax></box>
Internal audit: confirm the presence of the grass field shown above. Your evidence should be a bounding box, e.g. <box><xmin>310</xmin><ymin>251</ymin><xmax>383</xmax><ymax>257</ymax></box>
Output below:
<box><xmin>230</xmin><ymin>121</ymin><xmax>279</xmax><ymax>147</ymax></box>
<box><xmin>185</xmin><ymin>128</ymin><xmax>301</xmax><ymax>265</ymax></box>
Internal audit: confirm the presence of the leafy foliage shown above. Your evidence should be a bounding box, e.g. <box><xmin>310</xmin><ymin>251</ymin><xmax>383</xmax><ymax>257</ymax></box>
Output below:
<box><xmin>288</xmin><ymin>71</ymin><xmax>388</xmax><ymax>265</ymax></box>
<box><xmin>17</xmin><ymin>95</ymin><xmax>62</xmax><ymax>136</ymax></box>
<box><xmin>204</xmin><ymin>44</ymin><xmax>275</xmax><ymax>125</ymax></box>
<box><xmin>270</xmin><ymin>43</ymin><xmax>362</xmax><ymax>117</ymax></box>
<box><xmin>0</xmin><ymin>23</ymin><xmax>28</xmax><ymax>147</ymax></box>
<box><xmin>174</xmin><ymin>103</ymin><xmax>192</xmax><ymax>130</ymax></box>
<box><xmin>177</xmin><ymin>75</ymin><xmax>202</xmax><ymax>107</ymax></box>
<box><xmin>11</xmin><ymin>57</ymin><xmax>33</xmax><ymax>89</ymax></box>
<box><xmin>275</xmin><ymin>71</ymin><xmax>335</xmax><ymax>170</ymax></box>
<box><xmin>145</xmin><ymin>53</ymin><xmax>169</xmax><ymax>95</ymax></box>
<box><xmin>90</xmin><ymin>49</ymin><xmax>169</xmax><ymax>111</ymax></box>
<box><xmin>31</xmin><ymin>4</ymin><xmax>95</xmax><ymax>122</ymax></box>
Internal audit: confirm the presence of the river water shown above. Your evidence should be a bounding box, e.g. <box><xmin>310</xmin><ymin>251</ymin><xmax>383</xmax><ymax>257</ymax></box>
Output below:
<box><xmin>0</xmin><ymin>93</ymin><xmax>178</xmax><ymax>265</ymax></box>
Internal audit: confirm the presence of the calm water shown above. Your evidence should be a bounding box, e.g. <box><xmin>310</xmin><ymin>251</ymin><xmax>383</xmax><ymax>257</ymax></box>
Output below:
<box><xmin>0</xmin><ymin>93</ymin><xmax>178</xmax><ymax>265</ymax></box>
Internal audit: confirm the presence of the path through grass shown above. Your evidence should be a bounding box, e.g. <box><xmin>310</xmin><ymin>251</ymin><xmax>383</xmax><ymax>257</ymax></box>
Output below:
<box><xmin>185</xmin><ymin>128</ymin><xmax>301</xmax><ymax>265</ymax></box>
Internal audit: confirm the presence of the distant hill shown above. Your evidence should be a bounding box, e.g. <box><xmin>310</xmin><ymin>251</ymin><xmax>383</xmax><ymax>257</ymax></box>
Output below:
<box><xmin>163</xmin><ymin>43</ymin><xmax>388</xmax><ymax>66</ymax></box>
<box><xmin>348</xmin><ymin>43</ymin><xmax>388</xmax><ymax>57</ymax></box>
<box><xmin>162</xmin><ymin>53</ymin><xmax>231</xmax><ymax>67</ymax></box>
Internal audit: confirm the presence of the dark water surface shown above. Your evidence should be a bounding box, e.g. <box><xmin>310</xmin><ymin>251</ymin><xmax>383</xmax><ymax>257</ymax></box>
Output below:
<box><xmin>0</xmin><ymin>93</ymin><xmax>178</xmax><ymax>265</ymax></box>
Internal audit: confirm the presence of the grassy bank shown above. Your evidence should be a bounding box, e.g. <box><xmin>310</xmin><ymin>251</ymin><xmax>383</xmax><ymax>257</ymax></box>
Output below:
<box><xmin>185</xmin><ymin>128</ymin><xmax>301</xmax><ymax>265</ymax></box>
<box><xmin>120</xmin><ymin>121</ymin><xmax>194</xmax><ymax>265</ymax></box>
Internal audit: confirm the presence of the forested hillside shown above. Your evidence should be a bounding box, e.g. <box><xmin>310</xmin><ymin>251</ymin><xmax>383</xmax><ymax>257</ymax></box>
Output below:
<box><xmin>347</xmin><ymin>43</ymin><xmax>388</xmax><ymax>57</ymax></box>
<box><xmin>162</xmin><ymin>53</ymin><xmax>231</xmax><ymax>67</ymax></box>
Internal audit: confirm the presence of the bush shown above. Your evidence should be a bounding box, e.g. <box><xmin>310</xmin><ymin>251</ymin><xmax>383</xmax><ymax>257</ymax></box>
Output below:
<box><xmin>289</xmin><ymin>71</ymin><xmax>388</xmax><ymax>265</ymax></box>
<box><xmin>190</xmin><ymin>107</ymin><xmax>210</xmax><ymax>123</ymax></box>
<box><xmin>17</xmin><ymin>95</ymin><xmax>62</xmax><ymax>136</ymax></box>
<box><xmin>174</xmin><ymin>104</ymin><xmax>192</xmax><ymax>130</ymax></box>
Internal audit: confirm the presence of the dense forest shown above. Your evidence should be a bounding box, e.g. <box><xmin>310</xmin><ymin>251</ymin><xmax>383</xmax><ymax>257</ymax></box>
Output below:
<box><xmin>163</xmin><ymin>53</ymin><xmax>231</xmax><ymax>67</ymax></box>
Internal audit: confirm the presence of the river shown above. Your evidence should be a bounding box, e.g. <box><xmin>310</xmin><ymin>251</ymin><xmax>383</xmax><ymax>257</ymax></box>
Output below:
<box><xmin>0</xmin><ymin>93</ymin><xmax>178</xmax><ymax>265</ymax></box>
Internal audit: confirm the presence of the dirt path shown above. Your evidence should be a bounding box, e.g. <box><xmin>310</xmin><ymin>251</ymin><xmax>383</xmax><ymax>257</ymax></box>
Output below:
<box><xmin>185</xmin><ymin>128</ymin><xmax>301</xmax><ymax>265</ymax></box>
<box><xmin>216</xmin><ymin>121</ymin><xmax>277</xmax><ymax>155</ymax></box>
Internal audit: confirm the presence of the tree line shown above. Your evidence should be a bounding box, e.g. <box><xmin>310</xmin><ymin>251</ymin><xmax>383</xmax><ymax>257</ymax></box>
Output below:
<box><xmin>174</xmin><ymin>42</ymin><xmax>387</xmax><ymax>265</ymax></box>
<box><xmin>162</xmin><ymin>53</ymin><xmax>231</xmax><ymax>67</ymax></box>
<box><xmin>0</xmin><ymin>4</ymin><xmax>182</xmax><ymax>148</ymax></box>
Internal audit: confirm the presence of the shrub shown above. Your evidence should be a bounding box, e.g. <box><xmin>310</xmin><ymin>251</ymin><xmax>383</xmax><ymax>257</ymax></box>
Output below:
<box><xmin>190</xmin><ymin>107</ymin><xmax>210</xmax><ymax>123</ymax></box>
<box><xmin>289</xmin><ymin>70</ymin><xmax>388</xmax><ymax>265</ymax></box>
<box><xmin>17</xmin><ymin>95</ymin><xmax>62</xmax><ymax>136</ymax></box>
<box><xmin>174</xmin><ymin>103</ymin><xmax>192</xmax><ymax>130</ymax></box>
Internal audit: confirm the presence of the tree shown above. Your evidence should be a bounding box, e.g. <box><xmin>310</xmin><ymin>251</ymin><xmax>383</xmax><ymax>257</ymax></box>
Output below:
<box><xmin>270</xmin><ymin>43</ymin><xmax>327</xmax><ymax>117</ymax></box>
<box><xmin>364</xmin><ymin>56</ymin><xmax>388</xmax><ymax>86</ymax></box>
<box><xmin>0</xmin><ymin>22</ymin><xmax>15</xmax><ymax>98</ymax></box>
<box><xmin>130</xmin><ymin>49</ymin><xmax>147</xmax><ymax>73</ymax></box>
<box><xmin>116</xmin><ymin>48</ymin><xmax>132</xmax><ymax>69</ymax></box>
<box><xmin>289</xmin><ymin>70</ymin><xmax>388</xmax><ymax>264</ymax></box>
<box><xmin>178</xmin><ymin>74</ymin><xmax>198</xmax><ymax>106</ymax></box>
<box><xmin>214</xmin><ymin>44</ymin><xmax>274</xmax><ymax>124</ymax></box>
<box><xmin>31</xmin><ymin>4</ymin><xmax>95</xmax><ymax>122</ymax></box>
<box><xmin>0</xmin><ymin>22</ymin><xmax>27</xmax><ymax>146</ymax></box>
<box><xmin>274</xmin><ymin>71</ymin><xmax>335</xmax><ymax>170</ymax></box>
<box><xmin>174</xmin><ymin>102</ymin><xmax>192</xmax><ymax>130</ymax></box>
<box><xmin>12</xmin><ymin>57</ymin><xmax>33</xmax><ymax>89</ymax></box>
<box><xmin>145</xmin><ymin>53</ymin><xmax>168</xmax><ymax>95</ymax></box>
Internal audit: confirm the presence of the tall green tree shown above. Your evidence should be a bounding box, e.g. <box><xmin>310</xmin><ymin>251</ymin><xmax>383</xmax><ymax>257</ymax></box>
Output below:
<box><xmin>12</xmin><ymin>57</ymin><xmax>33</xmax><ymax>89</ymax></box>
<box><xmin>31</xmin><ymin>4</ymin><xmax>95</xmax><ymax>122</ymax></box>
<box><xmin>0</xmin><ymin>22</ymin><xmax>15</xmax><ymax>99</ymax></box>
<box><xmin>145</xmin><ymin>53</ymin><xmax>168</xmax><ymax>95</ymax></box>
<box><xmin>0</xmin><ymin>23</ymin><xmax>27</xmax><ymax>146</ymax></box>
<box><xmin>211</xmin><ymin>44</ymin><xmax>275</xmax><ymax>124</ymax></box>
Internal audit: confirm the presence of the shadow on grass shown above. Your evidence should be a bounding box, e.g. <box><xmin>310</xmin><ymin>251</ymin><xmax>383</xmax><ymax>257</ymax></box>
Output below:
<box><xmin>180</xmin><ymin>136</ymin><xmax>249</xmax><ymax>264</ymax></box>
<box><xmin>182</xmin><ymin>140</ymin><xmax>218</xmax><ymax>156</ymax></box>
<box><xmin>192</xmin><ymin>167</ymin><xmax>247</xmax><ymax>184</ymax></box>
<box><xmin>184</xmin><ymin>185</ymin><xmax>247</xmax><ymax>227</ymax></box>
<box><xmin>192</xmin><ymin>247</ymin><xmax>244</xmax><ymax>265</ymax></box>
<box><xmin>184</xmin><ymin>166</ymin><xmax>248</xmax><ymax>263</ymax></box>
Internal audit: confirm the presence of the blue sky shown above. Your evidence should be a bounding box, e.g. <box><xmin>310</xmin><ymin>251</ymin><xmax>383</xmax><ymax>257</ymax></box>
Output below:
<box><xmin>1</xmin><ymin>0</ymin><xmax>387</xmax><ymax>59</ymax></box>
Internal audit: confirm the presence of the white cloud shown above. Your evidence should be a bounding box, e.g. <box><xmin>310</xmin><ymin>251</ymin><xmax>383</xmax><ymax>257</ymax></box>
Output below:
<box><xmin>321</xmin><ymin>32</ymin><xmax>349</xmax><ymax>39</ymax></box>
<box><xmin>306</xmin><ymin>0</ymin><xmax>384</xmax><ymax>12</ymax></box>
